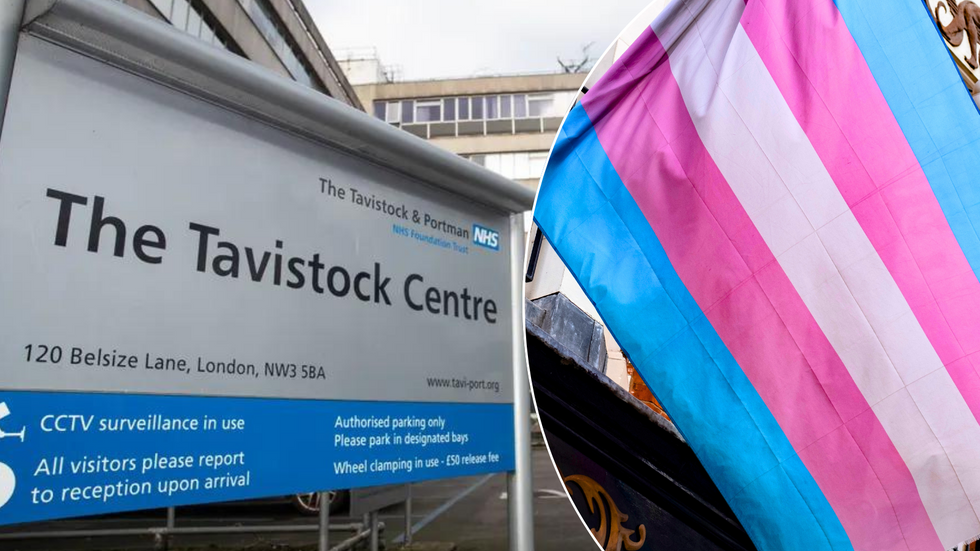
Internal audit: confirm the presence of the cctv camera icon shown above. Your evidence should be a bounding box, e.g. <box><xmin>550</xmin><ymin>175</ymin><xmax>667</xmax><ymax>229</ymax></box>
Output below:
<box><xmin>0</xmin><ymin>403</ymin><xmax>25</xmax><ymax>443</ymax></box>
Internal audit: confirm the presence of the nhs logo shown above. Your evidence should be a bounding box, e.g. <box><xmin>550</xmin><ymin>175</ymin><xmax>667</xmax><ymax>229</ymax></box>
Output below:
<box><xmin>472</xmin><ymin>224</ymin><xmax>500</xmax><ymax>251</ymax></box>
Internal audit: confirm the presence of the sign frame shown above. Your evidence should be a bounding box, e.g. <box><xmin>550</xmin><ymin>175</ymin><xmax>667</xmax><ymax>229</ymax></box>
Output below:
<box><xmin>0</xmin><ymin>0</ymin><xmax>535</xmax><ymax>548</ymax></box>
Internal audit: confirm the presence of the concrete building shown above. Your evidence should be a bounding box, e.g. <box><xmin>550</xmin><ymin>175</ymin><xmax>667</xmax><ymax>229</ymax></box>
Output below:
<box><xmin>114</xmin><ymin>0</ymin><xmax>361</xmax><ymax>108</ymax></box>
<box><xmin>355</xmin><ymin>72</ymin><xmax>585</xmax><ymax>191</ymax></box>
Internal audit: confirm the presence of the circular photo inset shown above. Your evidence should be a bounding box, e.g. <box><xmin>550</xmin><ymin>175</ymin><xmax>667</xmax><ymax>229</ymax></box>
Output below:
<box><xmin>525</xmin><ymin>1</ymin><xmax>980</xmax><ymax>550</ymax></box>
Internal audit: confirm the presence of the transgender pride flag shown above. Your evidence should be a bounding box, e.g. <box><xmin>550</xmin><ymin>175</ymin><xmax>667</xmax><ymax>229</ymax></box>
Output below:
<box><xmin>534</xmin><ymin>0</ymin><xmax>980</xmax><ymax>549</ymax></box>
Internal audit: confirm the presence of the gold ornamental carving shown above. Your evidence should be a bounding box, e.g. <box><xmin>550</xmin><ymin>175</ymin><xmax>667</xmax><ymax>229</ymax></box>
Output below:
<box><xmin>931</xmin><ymin>0</ymin><xmax>980</xmax><ymax>89</ymax></box>
<box><xmin>564</xmin><ymin>474</ymin><xmax>646</xmax><ymax>551</ymax></box>
<box><xmin>935</xmin><ymin>0</ymin><xmax>980</xmax><ymax>69</ymax></box>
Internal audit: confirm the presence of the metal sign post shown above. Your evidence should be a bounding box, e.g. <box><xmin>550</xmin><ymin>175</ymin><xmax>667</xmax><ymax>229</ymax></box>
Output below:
<box><xmin>318</xmin><ymin>491</ymin><xmax>329</xmax><ymax>551</ymax></box>
<box><xmin>509</xmin><ymin>214</ymin><xmax>535</xmax><ymax>551</ymax></box>
<box><xmin>404</xmin><ymin>484</ymin><xmax>413</xmax><ymax>546</ymax></box>
<box><xmin>0</xmin><ymin>0</ymin><xmax>536</xmax><ymax>547</ymax></box>
<box><xmin>369</xmin><ymin>511</ymin><xmax>380</xmax><ymax>551</ymax></box>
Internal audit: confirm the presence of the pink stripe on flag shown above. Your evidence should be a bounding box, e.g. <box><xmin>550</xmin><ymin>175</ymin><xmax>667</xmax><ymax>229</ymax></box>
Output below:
<box><xmin>581</xmin><ymin>25</ymin><xmax>929</xmax><ymax>551</ymax></box>
<box><xmin>738</xmin><ymin>0</ymin><xmax>977</xmax><ymax>547</ymax></box>
<box><xmin>740</xmin><ymin>0</ymin><xmax>980</xmax><ymax>423</ymax></box>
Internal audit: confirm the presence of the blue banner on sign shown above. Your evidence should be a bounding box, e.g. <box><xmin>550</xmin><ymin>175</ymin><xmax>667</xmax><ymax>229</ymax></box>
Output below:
<box><xmin>0</xmin><ymin>391</ymin><xmax>514</xmax><ymax>525</ymax></box>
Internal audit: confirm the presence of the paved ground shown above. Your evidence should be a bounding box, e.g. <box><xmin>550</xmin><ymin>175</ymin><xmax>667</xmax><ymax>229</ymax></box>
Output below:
<box><xmin>0</xmin><ymin>447</ymin><xmax>597</xmax><ymax>551</ymax></box>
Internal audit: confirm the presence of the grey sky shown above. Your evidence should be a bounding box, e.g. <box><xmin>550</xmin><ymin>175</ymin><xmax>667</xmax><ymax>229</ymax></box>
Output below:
<box><xmin>309</xmin><ymin>1</ymin><xmax>653</xmax><ymax>81</ymax></box>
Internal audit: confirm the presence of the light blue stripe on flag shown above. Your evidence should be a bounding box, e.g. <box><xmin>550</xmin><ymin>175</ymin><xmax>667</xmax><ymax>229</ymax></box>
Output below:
<box><xmin>835</xmin><ymin>0</ymin><xmax>980</xmax><ymax>281</ymax></box>
<box><xmin>534</xmin><ymin>104</ymin><xmax>853</xmax><ymax>551</ymax></box>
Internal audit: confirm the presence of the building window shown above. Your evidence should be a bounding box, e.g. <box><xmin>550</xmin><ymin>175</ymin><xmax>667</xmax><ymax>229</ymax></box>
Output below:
<box><xmin>169</xmin><ymin>0</ymin><xmax>188</xmax><ymax>32</ymax></box>
<box><xmin>235</xmin><ymin>0</ymin><xmax>324</xmax><ymax>91</ymax></box>
<box><xmin>400</xmin><ymin>100</ymin><xmax>414</xmax><ymax>123</ymax></box>
<box><xmin>527</xmin><ymin>94</ymin><xmax>553</xmax><ymax>117</ymax></box>
<box><xmin>514</xmin><ymin>94</ymin><xmax>527</xmax><ymax>118</ymax></box>
<box><xmin>186</xmin><ymin>8</ymin><xmax>202</xmax><ymax>36</ymax></box>
<box><xmin>415</xmin><ymin>100</ymin><xmax>441</xmax><ymax>123</ymax></box>
<box><xmin>512</xmin><ymin>150</ymin><xmax>528</xmax><ymax>176</ymax></box>
<box><xmin>529</xmin><ymin>152</ymin><xmax>548</xmax><ymax>177</ymax></box>
<box><xmin>200</xmin><ymin>22</ymin><xmax>215</xmax><ymax>44</ymax></box>
<box><xmin>150</xmin><ymin>0</ymin><xmax>237</xmax><ymax>52</ymax></box>
<box><xmin>370</xmin><ymin>90</ymin><xmax>577</xmax><ymax>133</ymax></box>
<box><xmin>467</xmin><ymin>151</ymin><xmax>550</xmax><ymax>180</ymax></box>
<box><xmin>443</xmin><ymin>98</ymin><xmax>456</xmax><ymax>121</ymax></box>
<box><xmin>501</xmin><ymin>95</ymin><xmax>512</xmax><ymax>118</ymax></box>
<box><xmin>485</xmin><ymin>96</ymin><xmax>498</xmax><ymax>120</ymax></box>
<box><xmin>471</xmin><ymin>96</ymin><xmax>484</xmax><ymax>120</ymax></box>
<box><xmin>385</xmin><ymin>102</ymin><xmax>401</xmax><ymax>124</ymax></box>
<box><xmin>528</xmin><ymin>91</ymin><xmax>577</xmax><ymax>117</ymax></box>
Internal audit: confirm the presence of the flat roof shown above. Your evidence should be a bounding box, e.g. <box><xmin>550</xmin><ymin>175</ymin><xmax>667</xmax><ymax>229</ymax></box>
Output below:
<box><xmin>356</xmin><ymin>72</ymin><xmax>587</xmax><ymax>101</ymax></box>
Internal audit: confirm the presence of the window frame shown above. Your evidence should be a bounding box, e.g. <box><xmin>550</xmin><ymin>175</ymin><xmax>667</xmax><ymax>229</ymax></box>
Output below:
<box><xmin>484</xmin><ymin>95</ymin><xmax>499</xmax><ymax>120</ymax></box>
<box><xmin>401</xmin><ymin>100</ymin><xmax>415</xmax><ymax>123</ymax></box>
<box><xmin>385</xmin><ymin>101</ymin><xmax>401</xmax><ymax>124</ymax></box>
<box><xmin>527</xmin><ymin>93</ymin><xmax>556</xmax><ymax>118</ymax></box>
<box><xmin>513</xmin><ymin>94</ymin><xmax>528</xmax><ymax>118</ymax></box>
<box><xmin>414</xmin><ymin>99</ymin><xmax>442</xmax><ymax>123</ymax></box>
<box><xmin>443</xmin><ymin>98</ymin><xmax>456</xmax><ymax>121</ymax></box>
<box><xmin>471</xmin><ymin>96</ymin><xmax>484</xmax><ymax>119</ymax></box>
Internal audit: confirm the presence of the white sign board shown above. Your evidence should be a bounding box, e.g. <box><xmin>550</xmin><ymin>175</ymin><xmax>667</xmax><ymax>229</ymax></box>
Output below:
<box><xmin>0</xmin><ymin>22</ymin><xmax>517</xmax><ymax>525</ymax></box>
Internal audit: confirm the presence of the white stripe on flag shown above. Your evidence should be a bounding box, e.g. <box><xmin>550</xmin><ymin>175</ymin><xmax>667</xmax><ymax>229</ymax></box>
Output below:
<box><xmin>661</xmin><ymin>0</ymin><xmax>980</xmax><ymax>544</ymax></box>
